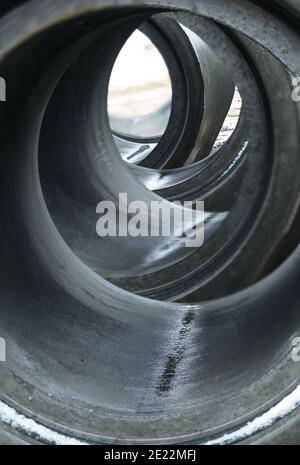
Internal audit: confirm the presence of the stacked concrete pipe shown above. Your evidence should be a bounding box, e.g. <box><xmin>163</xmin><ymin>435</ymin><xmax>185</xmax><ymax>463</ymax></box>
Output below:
<box><xmin>0</xmin><ymin>0</ymin><xmax>300</xmax><ymax>445</ymax></box>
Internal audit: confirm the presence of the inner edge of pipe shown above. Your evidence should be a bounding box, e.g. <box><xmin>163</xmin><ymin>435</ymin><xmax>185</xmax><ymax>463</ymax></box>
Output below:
<box><xmin>0</xmin><ymin>384</ymin><xmax>300</xmax><ymax>445</ymax></box>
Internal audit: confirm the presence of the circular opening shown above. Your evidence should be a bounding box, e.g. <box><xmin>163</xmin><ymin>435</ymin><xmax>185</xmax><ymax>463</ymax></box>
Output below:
<box><xmin>110</xmin><ymin>22</ymin><xmax>243</xmax><ymax>169</ymax></box>
<box><xmin>108</xmin><ymin>29</ymin><xmax>172</xmax><ymax>141</ymax></box>
<box><xmin>1</xmin><ymin>1</ymin><xmax>300</xmax><ymax>446</ymax></box>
